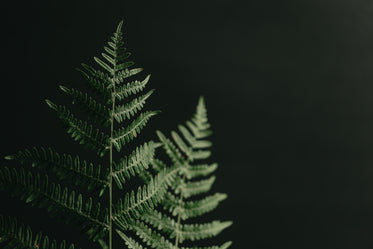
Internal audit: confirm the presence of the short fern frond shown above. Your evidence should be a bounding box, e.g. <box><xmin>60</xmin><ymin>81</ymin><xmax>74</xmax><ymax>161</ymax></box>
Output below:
<box><xmin>5</xmin><ymin>147</ymin><xmax>110</xmax><ymax>195</ymax></box>
<box><xmin>0</xmin><ymin>216</ymin><xmax>78</xmax><ymax>249</ymax></box>
<box><xmin>136</xmin><ymin>97</ymin><xmax>231</xmax><ymax>249</ymax></box>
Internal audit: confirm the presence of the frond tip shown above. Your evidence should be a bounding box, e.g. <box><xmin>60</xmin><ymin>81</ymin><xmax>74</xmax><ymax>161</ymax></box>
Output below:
<box><xmin>138</xmin><ymin>96</ymin><xmax>232</xmax><ymax>248</ymax></box>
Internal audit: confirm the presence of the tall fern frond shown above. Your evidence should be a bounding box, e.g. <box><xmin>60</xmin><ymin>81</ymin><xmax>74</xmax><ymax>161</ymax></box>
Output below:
<box><xmin>0</xmin><ymin>216</ymin><xmax>78</xmax><ymax>249</ymax></box>
<box><xmin>120</xmin><ymin>97</ymin><xmax>232</xmax><ymax>249</ymax></box>
<box><xmin>2</xmin><ymin>21</ymin><xmax>162</xmax><ymax>249</ymax></box>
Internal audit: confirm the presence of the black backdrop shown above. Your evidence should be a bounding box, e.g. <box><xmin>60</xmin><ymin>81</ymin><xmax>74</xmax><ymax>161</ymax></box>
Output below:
<box><xmin>3</xmin><ymin>0</ymin><xmax>373</xmax><ymax>248</ymax></box>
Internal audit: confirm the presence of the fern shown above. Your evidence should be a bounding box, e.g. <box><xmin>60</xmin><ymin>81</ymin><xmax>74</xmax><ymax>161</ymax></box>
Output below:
<box><xmin>0</xmin><ymin>21</ymin><xmax>174</xmax><ymax>249</ymax></box>
<box><xmin>117</xmin><ymin>97</ymin><xmax>232</xmax><ymax>249</ymax></box>
<box><xmin>1</xmin><ymin>21</ymin><xmax>231</xmax><ymax>249</ymax></box>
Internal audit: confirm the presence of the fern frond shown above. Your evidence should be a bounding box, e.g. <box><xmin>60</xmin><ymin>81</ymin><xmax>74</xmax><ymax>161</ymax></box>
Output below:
<box><xmin>112</xmin><ymin>111</ymin><xmax>158</xmax><ymax>152</ymax></box>
<box><xmin>162</xmin><ymin>192</ymin><xmax>227</xmax><ymax>220</ymax></box>
<box><xmin>0</xmin><ymin>215</ymin><xmax>78</xmax><ymax>249</ymax></box>
<box><xmin>5</xmin><ymin>147</ymin><xmax>109</xmax><ymax>195</ymax></box>
<box><xmin>0</xmin><ymin>167</ymin><xmax>109</xmax><ymax>241</ymax></box>
<box><xmin>45</xmin><ymin>100</ymin><xmax>109</xmax><ymax>156</ymax></box>
<box><xmin>112</xmin><ymin>141</ymin><xmax>160</xmax><ymax>189</ymax></box>
<box><xmin>114</xmin><ymin>74</ymin><xmax>149</xmax><ymax>100</ymax></box>
<box><xmin>59</xmin><ymin>85</ymin><xmax>111</xmax><ymax>126</ymax></box>
<box><xmin>116</xmin><ymin>230</ymin><xmax>147</xmax><ymax>249</ymax></box>
<box><xmin>146</xmin><ymin>97</ymin><xmax>231</xmax><ymax>248</ymax></box>
<box><xmin>113</xmin><ymin>90</ymin><xmax>154</xmax><ymax>123</ymax></box>
<box><xmin>113</xmin><ymin>167</ymin><xmax>178</xmax><ymax>230</ymax></box>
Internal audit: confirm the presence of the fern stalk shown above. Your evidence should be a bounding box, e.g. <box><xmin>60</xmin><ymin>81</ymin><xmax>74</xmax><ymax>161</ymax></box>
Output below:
<box><xmin>109</xmin><ymin>77</ymin><xmax>116</xmax><ymax>249</ymax></box>
<box><xmin>174</xmin><ymin>171</ymin><xmax>186</xmax><ymax>249</ymax></box>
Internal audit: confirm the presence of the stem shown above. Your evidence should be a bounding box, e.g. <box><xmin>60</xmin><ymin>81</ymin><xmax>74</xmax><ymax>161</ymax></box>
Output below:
<box><xmin>109</xmin><ymin>76</ymin><xmax>116</xmax><ymax>249</ymax></box>
<box><xmin>174</xmin><ymin>173</ymin><xmax>186</xmax><ymax>249</ymax></box>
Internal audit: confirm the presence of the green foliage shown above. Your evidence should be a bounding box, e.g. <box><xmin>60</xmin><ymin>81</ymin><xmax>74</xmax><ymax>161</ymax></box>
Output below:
<box><xmin>117</xmin><ymin>97</ymin><xmax>232</xmax><ymax>249</ymax></box>
<box><xmin>5</xmin><ymin>147</ymin><xmax>110</xmax><ymax>195</ymax></box>
<box><xmin>0</xmin><ymin>215</ymin><xmax>77</xmax><ymax>249</ymax></box>
<box><xmin>1</xmin><ymin>22</ymin><xmax>231</xmax><ymax>249</ymax></box>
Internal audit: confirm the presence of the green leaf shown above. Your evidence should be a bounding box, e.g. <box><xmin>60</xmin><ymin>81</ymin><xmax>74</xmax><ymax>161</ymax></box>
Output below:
<box><xmin>94</xmin><ymin>56</ymin><xmax>113</xmax><ymax>75</ymax></box>
<box><xmin>141</xmin><ymin>211</ymin><xmax>232</xmax><ymax>243</ymax></box>
<box><xmin>46</xmin><ymin>101</ymin><xmax>110</xmax><ymax>156</ymax></box>
<box><xmin>77</xmin><ymin>63</ymin><xmax>112</xmax><ymax>102</ymax></box>
<box><xmin>113</xmin><ymin>90</ymin><xmax>154</xmax><ymax>123</ymax></box>
<box><xmin>176</xmin><ymin>176</ymin><xmax>216</xmax><ymax>198</ymax></box>
<box><xmin>112</xmin><ymin>111</ymin><xmax>159</xmax><ymax>152</ymax></box>
<box><xmin>113</xmin><ymin>167</ymin><xmax>178</xmax><ymax>230</ymax></box>
<box><xmin>162</xmin><ymin>192</ymin><xmax>227</xmax><ymax>220</ymax></box>
<box><xmin>129</xmin><ymin>221</ymin><xmax>173</xmax><ymax>249</ymax></box>
<box><xmin>59</xmin><ymin>85</ymin><xmax>111</xmax><ymax>126</ymax></box>
<box><xmin>112</xmin><ymin>141</ymin><xmax>160</xmax><ymax>189</ymax></box>
<box><xmin>0</xmin><ymin>215</ymin><xmax>79</xmax><ymax>249</ymax></box>
<box><xmin>116</xmin><ymin>230</ymin><xmax>147</xmax><ymax>249</ymax></box>
<box><xmin>115</xmin><ymin>74</ymin><xmax>149</xmax><ymax>99</ymax></box>
<box><xmin>156</xmin><ymin>130</ymin><xmax>185</xmax><ymax>166</ymax></box>
<box><xmin>182</xmin><ymin>163</ymin><xmax>218</xmax><ymax>179</ymax></box>
<box><xmin>0</xmin><ymin>167</ymin><xmax>109</xmax><ymax>241</ymax></box>
<box><xmin>5</xmin><ymin>147</ymin><xmax>109</xmax><ymax>195</ymax></box>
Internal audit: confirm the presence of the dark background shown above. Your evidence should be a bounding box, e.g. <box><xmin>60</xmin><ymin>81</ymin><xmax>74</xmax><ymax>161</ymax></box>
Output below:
<box><xmin>3</xmin><ymin>0</ymin><xmax>373</xmax><ymax>248</ymax></box>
